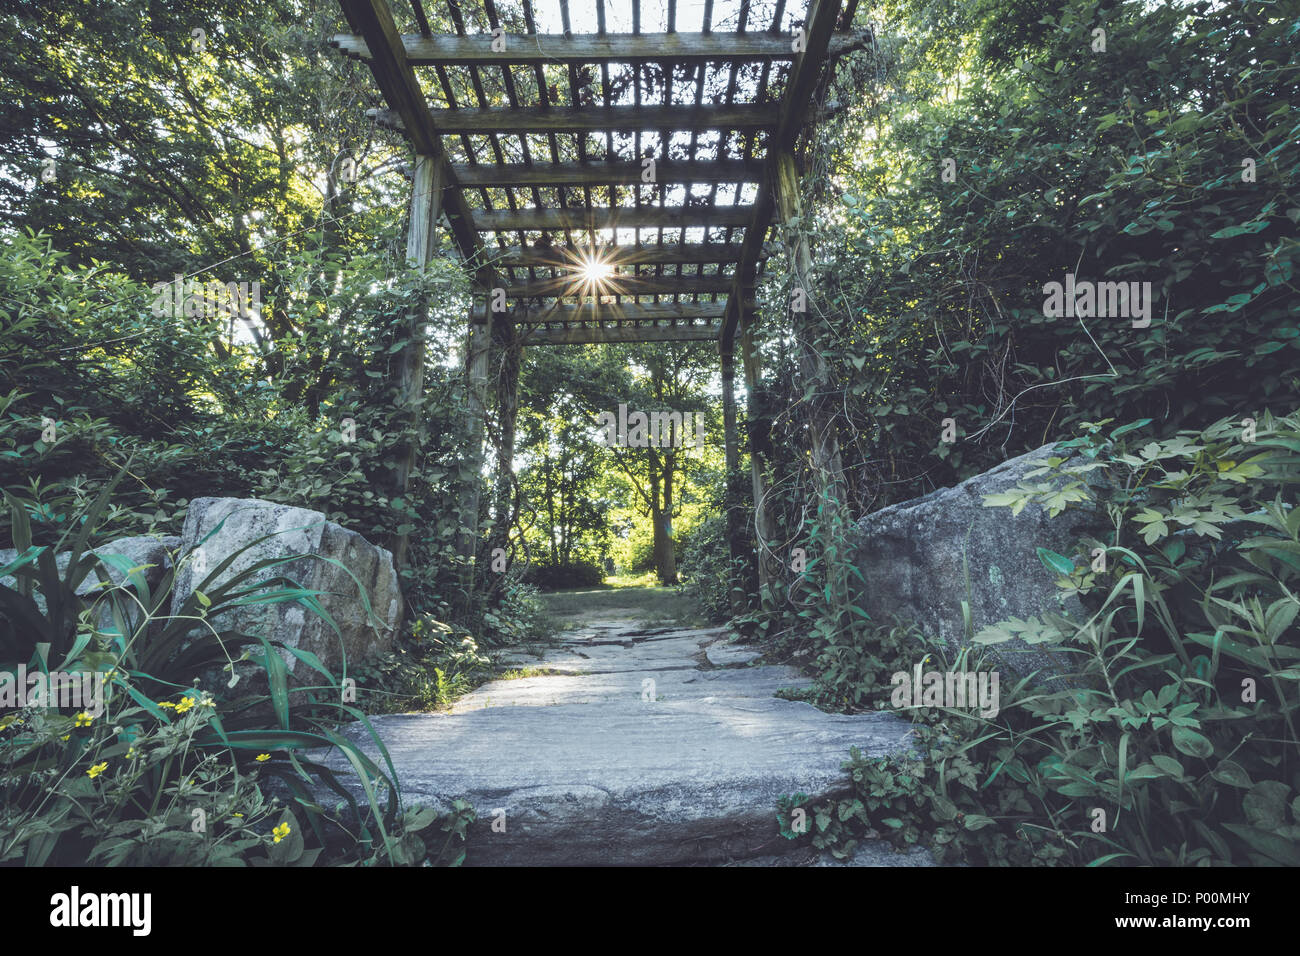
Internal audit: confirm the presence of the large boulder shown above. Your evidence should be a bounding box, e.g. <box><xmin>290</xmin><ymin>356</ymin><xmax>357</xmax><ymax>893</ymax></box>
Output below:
<box><xmin>852</xmin><ymin>444</ymin><xmax>1103</xmax><ymax>688</ymax></box>
<box><xmin>170</xmin><ymin>498</ymin><xmax>401</xmax><ymax>679</ymax></box>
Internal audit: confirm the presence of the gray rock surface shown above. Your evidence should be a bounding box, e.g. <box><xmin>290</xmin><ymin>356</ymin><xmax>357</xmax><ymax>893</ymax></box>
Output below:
<box><xmin>311</xmin><ymin>618</ymin><xmax>929</xmax><ymax>866</ymax></box>
<box><xmin>171</xmin><ymin>498</ymin><xmax>401</xmax><ymax>677</ymax></box>
<box><xmin>706</xmin><ymin>640</ymin><xmax>763</xmax><ymax>667</ymax></box>
<box><xmin>1</xmin><ymin>535</ymin><xmax>180</xmax><ymax>618</ymax></box>
<box><xmin>852</xmin><ymin>444</ymin><xmax>1103</xmax><ymax>688</ymax></box>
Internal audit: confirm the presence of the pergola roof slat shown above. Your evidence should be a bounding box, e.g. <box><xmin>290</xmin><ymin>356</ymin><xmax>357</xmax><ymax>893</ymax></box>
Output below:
<box><xmin>471</xmin><ymin>301</ymin><xmax>739</xmax><ymax>323</ymax></box>
<box><xmin>452</xmin><ymin>160</ymin><xmax>762</xmax><ymax>187</ymax></box>
<box><xmin>335</xmin><ymin>0</ymin><xmax>853</xmax><ymax>346</ymax></box>
<box><xmin>332</xmin><ymin>30</ymin><xmax>866</xmax><ymax>67</ymax></box>
<box><xmin>472</xmin><ymin>205</ymin><xmax>752</xmax><ymax>232</ymax></box>
<box><xmin>505</xmin><ymin>275</ymin><xmax>732</xmax><ymax>297</ymax></box>
<box><xmin>370</xmin><ymin>103</ymin><xmax>775</xmax><ymax>135</ymax></box>
<box><xmin>520</xmin><ymin>324</ymin><xmax>722</xmax><ymax>345</ymax></box>
<box><xmin>492</xmin><ymin>242</ymin><xmax>759</xmax><ymax>267</ymax></box>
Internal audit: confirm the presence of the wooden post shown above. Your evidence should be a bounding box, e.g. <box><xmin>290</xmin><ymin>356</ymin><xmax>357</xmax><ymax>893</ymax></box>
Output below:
<box><xmin>391</xmin><ymin>154</ymin><xmax>443</xmax><ymax>570</ymax></box>
<box><xmin>738</xmin><ymin>320</ymin><xmax>777</xmax><ymax>592</ymax></box>
<box><xmin>456</xmin><ymin>301</ymin><xmax>491</xmax><ymax>608</ymax></box>
<box><xmin>487</xmin><ymin>312</ymin><xmax>522</xmax><ymax>591</ymax></box>
<box><xmin>720</xmin><ymin>347</ymin><xmax>749</xmax><ymax>614</ymax></box>
<box><xmin>772</xmin><ymin>149</ymin><xmax>850</xmax><ymax>608</ymax></box>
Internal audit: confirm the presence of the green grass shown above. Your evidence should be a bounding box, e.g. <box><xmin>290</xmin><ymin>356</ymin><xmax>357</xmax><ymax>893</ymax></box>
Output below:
<box><xmin>604</xmin><ymin>571</ymin><xmax>660</xmax><ymax>588</ymax></box>
<box><xmin>498</xmin><ymin>666</ymin><xmax>560</xmax><ymax>680</ymax></box>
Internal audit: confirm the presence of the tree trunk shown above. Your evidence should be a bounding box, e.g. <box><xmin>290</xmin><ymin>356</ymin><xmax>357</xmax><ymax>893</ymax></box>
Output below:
<box><xmin>650</xmin><ymin>451</ymin><xmax>678</xmax><ymax>585</ymax></box>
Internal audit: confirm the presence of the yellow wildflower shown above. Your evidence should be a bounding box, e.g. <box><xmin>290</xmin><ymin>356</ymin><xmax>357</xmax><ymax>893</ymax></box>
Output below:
<box><xmin>87</xmin><ymin>762</ymin><xmax>108</xmax><ymax>779</ymax></box>
<box><xmin>74</xmin><ymin>712</ymin><xmax>93</xmax><ymax>727</ymax></box>
<box><xmin>255</xmin><ymin>753</ymin><xmax>271</xmax><ymax>762</ymax></box>
<box><xmin>272</xmin><ymin>822</ymin><xmax>291</xmax><ymax>844</ymax></box>
<box><xmin>175</xmin><ymin>697</ymin><xmax>195</xmax><ymax>714</ymax></box>
<box><xmin>156</xmin><ymin>701</ymin><xmax>175</xmax><ymax>710</ymax></box>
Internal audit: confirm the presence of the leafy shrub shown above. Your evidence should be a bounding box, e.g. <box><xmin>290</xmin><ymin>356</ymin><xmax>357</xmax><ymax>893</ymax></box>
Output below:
<box><xmin>354</xmin><ymin>615</ymin><xmax>492</xmax><ymax>714</ymax></box>
<box><xmin>520</xmin><ymin>558</ymin><xmax>605</xmax><ymax>591</ymax></box>
<box><xmin>680</xmin><ymin>511</ymin><xmax>737</xmax><ymax>623</ymax></box>
<box><xmin>790</xmin><ymin>410</ymin><xmax>1300</xmax><ymax>866</ymax></box>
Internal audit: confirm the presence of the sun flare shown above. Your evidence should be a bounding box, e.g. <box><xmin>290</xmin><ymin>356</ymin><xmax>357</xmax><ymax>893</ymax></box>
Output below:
<box><xmin>576</xmin><ymin>255</ymin><xmax>615</xmax><ymax>289</ymax></box>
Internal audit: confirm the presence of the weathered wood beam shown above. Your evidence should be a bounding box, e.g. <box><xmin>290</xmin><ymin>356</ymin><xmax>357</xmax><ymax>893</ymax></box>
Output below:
<box><xmin>470</xmin><ymin>300</ymin><xmax>737</xmax><ymax>323</ymax></box>
<box><xmin>332</xmin><ymin>31</ymin><xmax>869</xmax><ymax>65</ymax></box>
<box><xmin>457</xmin><ymin>305</ymin><xmax>492</xmax><ymax>564</ymax></box>
<box><xmin>388</xmin><ymin>154</ymin><xmax>442</xmax><ymax>570</ymax></box>
<box><xmin>720</xmin><ymin>0</ymin><xmax>843</xmax><ymax>353</ymax></box>
<box><xmin>492</xmin><ymin>242</ymin><xmax>752</xmax><ymax>267</ymax></box>
<box><xmin>337</xmin><ymin>0</ymin><xmax>496</xmax><ymax>288</ymax></box>
<box><xmin>504</xmin><ymin>275</ymin><xmax>732</xmax><ymax>298</ymax></box>
<box><xmin>370</xmin><ymin>103</ymin><xmax>772</xmax><ymax>135</ymax></box>
<box><xmin>452</xmin><ymin>159</ymin><xmax>762</xmax><ymax>187</ymax></box>
<box><xmin>472</xmin><ymin>205</ymin><xmax>753</xmax><ymax>232</ymax></box>
<box><xmin>720</xmin><ymin>346</ymin><xmax>750</xmax><ymax>614</ymax></box>
<box><xmin>739</xmin><ymin>323</ymin><xmax>776</xmax><ymax>591</ymax></box>
<box><xmin>518</xmin><ymin>324</ymin><xmax>722</xmax><ymax>345</ymax></box>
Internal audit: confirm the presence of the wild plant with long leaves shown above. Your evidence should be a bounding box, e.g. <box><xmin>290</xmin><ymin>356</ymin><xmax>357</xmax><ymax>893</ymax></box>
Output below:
<box><xmin>0</xmin><ymin>468</ymin><xmax>465</xmax><ymax>865</ymax></box>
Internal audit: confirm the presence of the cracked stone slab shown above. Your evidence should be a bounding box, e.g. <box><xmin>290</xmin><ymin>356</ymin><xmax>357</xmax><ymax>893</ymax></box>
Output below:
<box><xmin>455</xmin><ymin>664</ymin><xmax>811</xmax><ymax>711</ymax></box>
<box><xmin>525</xmin><ymin>636</ymin><xmax>713</xmax><ymax>674</ymax></box>
<box><xmin>312</xmin><ymin>696</ymin><xmax>913</xmax><ymax>865</ymax></box>
<box><xmin>706</xmin><ymin>642</ymin><xmax>763</xmax><ymax>667</ymax></box>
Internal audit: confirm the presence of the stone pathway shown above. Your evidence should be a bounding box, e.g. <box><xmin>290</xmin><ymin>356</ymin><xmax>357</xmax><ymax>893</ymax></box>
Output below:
<box><xmin>320</xmin><ymin>616</ymin><xmax>932</xmax><ymax>866</ymax></box>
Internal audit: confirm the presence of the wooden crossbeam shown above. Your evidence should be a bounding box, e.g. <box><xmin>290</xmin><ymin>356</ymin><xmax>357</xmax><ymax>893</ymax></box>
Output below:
<box><xmin>337</xmin><ymin>0</ymin><xmax>496</xmax><ymax>287</ymax></box>
<box><xmin>371</xmin><ymin>103</ymin><xmax>772</xmax><ymax>134</ymax></box>
<box><xmin>721</xmin><ymin>0</ymin><xmax>844</xmax><ymax>352</ymax></box>
<box><xmin>471</xmin><ymin>205</ymin><xmax>753</xmax><ymax>232</ymax></box>
<box><xmin>452</xmin><ymin>160</ymin><xmax>762</xmax><ymax>187</ymax></box>
<box><xmin>504</xmin><ymin>275</ymin><xmax>732</xmax><ymax>297</ymax></box>
<box><xmin>332</xmin><ymin>31</ymin><xmax>868</xmax><ymax>65</ymax></box>
<box><xmin>470</xmin><ymin>301</ymin><xmax>734</xmax><ymax>323</ymax></box>
<box><xmin>491</xmin><ymin>242</ymin><xmax>752</xmax><ymax>267</ymax></box>
<box><xmin>518</xmin><ymin>323</ymin><xmax>722</xmax><ymax>345</ymax></box>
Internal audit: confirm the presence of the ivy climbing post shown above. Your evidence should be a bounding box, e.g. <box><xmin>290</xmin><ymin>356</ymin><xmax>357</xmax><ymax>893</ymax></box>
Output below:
<box><xmin>392</xmin><ymin>153</ymin><xmax>443</xmax><ymax>571</ymax></box>
<box><xmin>773</xmin><ymin>148</ymin><xmax>852</xmax><ymax>614</ymax></box>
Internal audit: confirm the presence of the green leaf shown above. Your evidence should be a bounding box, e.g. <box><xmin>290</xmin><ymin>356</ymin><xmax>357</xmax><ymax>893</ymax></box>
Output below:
<box><xmin>1243</xmin><ymin>781</ymin><xmax>1290</xmax><ymax>829</ymax></box>
<box><xmin>1150</xmin><ymin>754</ymin><xmax>1184</xmax><ymax>777</ymax></box>
<box><xmin>1036</xmin><ymin>547</ymin><xmax>1075</xmax><ymax>576</ymax></box>
<box><xmin>1170</xmin><ymin>726</ymin><xmax>1214</xmax><ymax>759</ymax></box>
<box><xmin>1223</xmin><ymin>824</ymin><xmax>1300</xmax><ymax>866</ymax></box>
<box><xmin>1210</xmin><ymin>760</ymin><xmax>1253</xmax><ymax>789</ymax></box>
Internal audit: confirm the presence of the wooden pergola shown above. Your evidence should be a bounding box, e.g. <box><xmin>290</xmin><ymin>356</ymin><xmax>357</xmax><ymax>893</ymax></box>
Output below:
<box><xmin>333</xmin><ymin>0</ymin><xmax>862</xmax><ymax>587</ymax></box>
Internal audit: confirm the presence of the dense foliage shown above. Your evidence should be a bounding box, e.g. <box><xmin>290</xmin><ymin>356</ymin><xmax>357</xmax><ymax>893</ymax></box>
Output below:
<box><xmin>755</xmin><ymin>0</ymin><xmax>1300</xmax><ymax>867</ymax></box>
<box><xmin>2</xmin><ymin>0</ymin><xmax>1296</xmax><ymax>869</ymax></box>
<box><xmin>781</xmin><ymin>410</ymin><xmax>1300</xmax><ymax>866</ymax></box>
